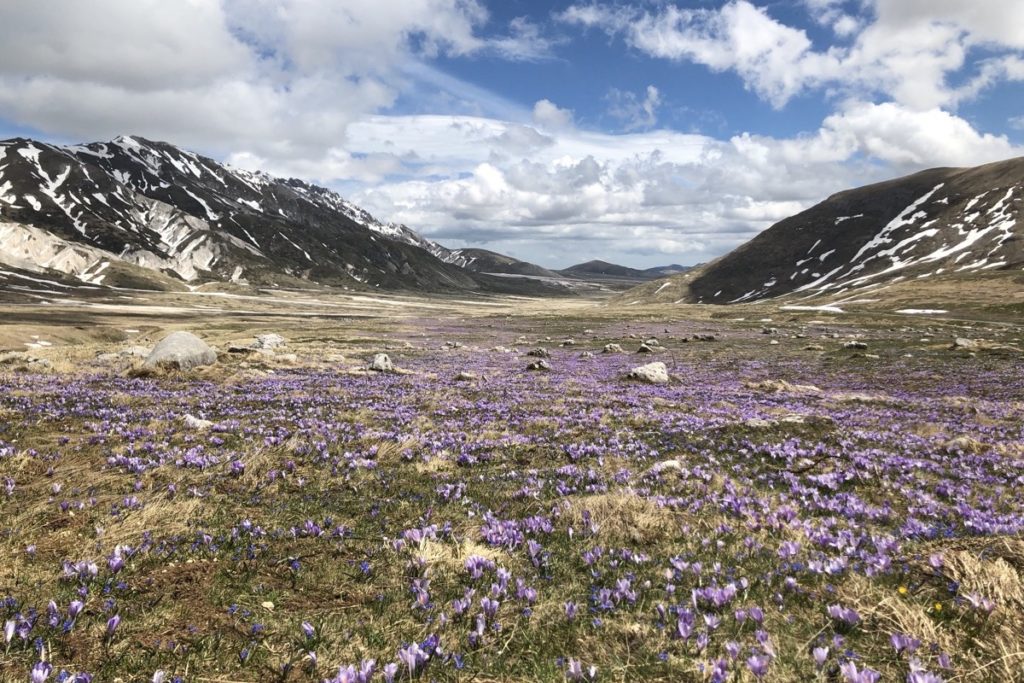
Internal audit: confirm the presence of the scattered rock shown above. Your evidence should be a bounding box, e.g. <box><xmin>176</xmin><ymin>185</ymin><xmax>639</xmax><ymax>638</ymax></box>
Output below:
<box><xmin>275</xmin><ymin>353</ymin><xmax>298</xmax><ymax>364</ymax></box>
<box><xmin>803</xmin><ymin>344</ymin><xmax>825</xmax><ymax>351</ymax></box>
<box><xmin>0</xmin><ymin>352</ymin><xmax>51</xmax><ymax>371</ymax></box>
<box><xmin>626</xmin><ymin>361</ymin><xmax>669</xmax><ymax>384</ymax></box>
<box><xmin>951</xmin><ymin>337</ymin><xmax>977</xmax><ymax>350</ymax></box>
<box><xmin>560</xmin><ymin>339</ymin><xmax>576</xmax><ymax>347</ymax></box>
<box><xmin>445</xmin><ymin>341</ymin><xmax>464</xmax><ymax>349</ymax></box>
<box><xmin>526</xmin><ymin>359</ymin><xmax>551</xmax><ymax>372</ymax></box>
<box><xmin>762</xmin><ymin>327</ymin><xmax>779</xmax><ymax>335</ymax></box>
<box><xmin>692</xmin><ymin>334</ymin><xmax>717</xmax><ymax>342</ymax></box>
<box><xmin>942</xmin><ymin>435</ymin><xmax>985</xmax><ymax>454</ymax></box>
<box><xmin>254</xmin><ymin>333</ymin><xmax>286</xmax><ymax>350</ymax></box>
<box><xmin>843</xmin><ymin>341</ymin><xmax>868</xmax><ymax>350</ymax></box>
<box><xmin>368</xmin><ymin>353</ymin><xmax>394</xmax><ymax>373</ymax></box>
<box><xmin>578</xmin><ymin>351</ymin><xmax>594</xmax><ymax>358</ymax></box>
<box><xmin>602</xmin><ymin>343</ymin><xmax>625</xmax><ymax>354</ymax></box>
<box><xmin>144</xmin><ymin>332</ymin><xmax>217</xmax><ymax>371</ymax></box>
<box><xmin>745</xmin><ymin>379</ymin><xmax>821</xmax><ymax>394</ymax></box>
<box><xmin>769</xmin><ymin>340</ymin><xmax>779</xmax><ymax>346</ymax></box>
<box><xmin>526</xmin><ymin>348</ymin><xmax>550</xmax><ymax>358</ymax></box>
<box><xmin>643</xmin><ymin>338</ymin><xmax>660</xmax><ymax>347</ymax></box>
<box><xmin>645</xmin><ymin>459</ymin><xmax>685</xmax><ymax>476</ymax></box>
<box><xmin>637</xmin><ymin>343</ymin><xmax>656</xmax><ymax>354</ymax></box>
<box><xmin>491</xmin><ymin>346</ymin><xmax>512</xmax><ymax>354</ymax></box>
<box><xmin>183</xmin><ymin>414</ymin><xmax>214</xmax><ymax>430</ymax></box>
<box><xmin>455</xmin><ymin>371</ymin><xmax>478</xmax><ymax>381</ymax></box>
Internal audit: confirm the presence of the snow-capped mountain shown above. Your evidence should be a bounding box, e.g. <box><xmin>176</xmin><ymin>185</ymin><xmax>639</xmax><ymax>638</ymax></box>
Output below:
<box><xmin>0</xmin><ymin>135</ymin><xmax>532</xmax><ymax>292</ymax></box>
<box><xmin>622</xmin><ymin>155</ymin><xmax>1024</xmax><ymax>304</ymax></box>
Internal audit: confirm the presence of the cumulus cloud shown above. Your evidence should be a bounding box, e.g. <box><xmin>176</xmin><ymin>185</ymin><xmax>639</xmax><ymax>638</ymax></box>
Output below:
<box><xmin>0</xmin><ymin>0</ymin><xmax>543</xmax><ymax>159</ymax></box>
<box><xmin>532</xmin><ymin>99</ymin><xmax>575</xmax><ymax>130</ymax></box>
<box><xmin>343</xmin><ymin>101</ymin><xmax>1022</xmax><ymax>267</ymax></box>
<box><xmin>606</xmin><ymin>85</ymin><xmax>662</xmax><ymax>131</ymax></box>
<box><xmin>560</xmin><ymin>0</ymin><xmax>1024</xmax><ymax>110</ymax></box>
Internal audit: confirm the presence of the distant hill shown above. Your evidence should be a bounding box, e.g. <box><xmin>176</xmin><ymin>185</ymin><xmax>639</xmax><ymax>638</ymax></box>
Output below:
<box><xmin>618</xmin><ymin>155</ymin><xmax>1024</xmax><ymax>304</ymax></box>
<box><xmin>560</xmin><ymin>260</ymin><xmax>692</xmax><ymax>281</ymax></box>
<box><xmin>449</xmin><ymin>248</ymin><xmax>564</xmax><ymax>279</ymax></box>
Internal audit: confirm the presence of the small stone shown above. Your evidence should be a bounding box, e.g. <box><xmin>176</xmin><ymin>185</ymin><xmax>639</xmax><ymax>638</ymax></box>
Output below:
<box><xmin>626</xmin><ymin>361</ymin><xmax>669</xmax><ymax>384</ymax></box>
<box><xmin>183</xmin><ymin>414</ymin><xmax>214</xmax><ymax>430</ymax></box>
<box><xmin>368</xmin><ymin>353</ymin><xmax>394</xmax><ymax>372</ymax></box>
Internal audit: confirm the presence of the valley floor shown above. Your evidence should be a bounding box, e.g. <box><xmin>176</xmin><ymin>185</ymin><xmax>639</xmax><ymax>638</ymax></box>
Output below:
<box><xmin>1</xmin><ymin>290</ymin><xmax>1023</xmax><ymax>682</ymax></box>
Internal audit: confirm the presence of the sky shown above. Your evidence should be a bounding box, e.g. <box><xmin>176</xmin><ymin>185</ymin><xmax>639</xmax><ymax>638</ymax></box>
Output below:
<box><xmin>1</xmin><ymin>1</ymin><xmax>1022</xmax><ymax>269</ymax></box>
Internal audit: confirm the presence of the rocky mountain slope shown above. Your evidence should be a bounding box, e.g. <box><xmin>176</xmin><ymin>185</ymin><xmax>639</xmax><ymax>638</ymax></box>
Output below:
<box><xmin>621</xmin><ymin>156</ymin><xmax>1023</xmax><ymax>304</ymax></box>
<box><xmin>448</xmin><ymin>248</ymin><xmax>564</xmax><ymax>279</ymax></box>
<box><xmin>0</xmin><ymin>135</ymin><xmax>558</xmax><ymax>294</ymax></box>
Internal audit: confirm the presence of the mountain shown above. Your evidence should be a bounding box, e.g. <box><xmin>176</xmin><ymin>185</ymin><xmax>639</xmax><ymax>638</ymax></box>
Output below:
<box><xmin>448</xmin><ymin>248</ymin><xmax>564</xmax><ymax>279</ymax></box>
<box><xmin>0</xmin><ymin>135</ymin><xmax>561</xmax><ymax>294</ymax></box>
<box><xmin>560</xmin><ymin>260</ymin><xmax>691</xmax><ymax>281</ymax></box>
<box><xmin>620</xmin><ymin>156</ymin><xmax>1024</xmax><ymax>304</ymax></box>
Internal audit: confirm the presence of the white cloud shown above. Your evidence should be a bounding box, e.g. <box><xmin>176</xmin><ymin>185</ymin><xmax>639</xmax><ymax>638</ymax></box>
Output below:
<box><xmin>0</xmin><ymin>0</ymin><xmax>543</xmax><ymax>160</ymax></box>
<box><xmin>532</xmin><ymin>99</ymin><xmax>575</xmax><ymax>130</ymax></box>
<box><xmin>561</xmin><ymin>0</ymin><xmax>1024</xmax><ymax>110</ymax></box>
<box><xmin>606</xmin><ymin>85</ymin><xmax>662</xmax><ymax>130</ymax></box>
<box><xmin>341</xmin><ymin>101</ymin><xmax>1021</xmax><ymax>267</ymax></box>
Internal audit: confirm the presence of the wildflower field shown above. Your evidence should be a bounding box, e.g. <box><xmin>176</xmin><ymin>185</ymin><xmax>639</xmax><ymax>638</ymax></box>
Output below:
<box><xmin>2</xmin><ymin>307</ymin><xmax>1024</xmax><ymax>682</ymax></box>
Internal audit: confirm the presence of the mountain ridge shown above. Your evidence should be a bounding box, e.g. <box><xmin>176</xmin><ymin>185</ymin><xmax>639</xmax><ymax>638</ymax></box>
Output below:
<box><xmin>618</xmin><ymin>155</ymin><xmax>1024</xmax><ymax>305</ymax></box>
<box><xmin>0</xmin><ymin>135</ymin><xmax>562</xmax><ymax>295</ymax></box>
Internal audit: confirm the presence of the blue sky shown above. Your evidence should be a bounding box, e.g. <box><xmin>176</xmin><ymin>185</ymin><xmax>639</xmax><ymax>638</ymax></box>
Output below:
<box><xmin>1</xmin><ymin>1</ymin><xmax>1022</xmax><ymax>268</ymax></box>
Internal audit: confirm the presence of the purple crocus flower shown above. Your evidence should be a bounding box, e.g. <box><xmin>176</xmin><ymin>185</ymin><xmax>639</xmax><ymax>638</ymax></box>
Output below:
<box><xmin>840</xmin><ymin>662</ymin><xmax>881</xmax><ymax>683</ymax></box>
<box><xmin>105</xmin><ymin>614</ymin><xmax>121</xmax><ymax>638</ymax></box>
<box><xmin>746</xmin><ymin>655</ymin><xmax>770</xmax><ymax>679</ymax></box>
<box><xmin>68</xmin><ymin>601</ymin><xmax>84</xmax><ymax>620</ymax></box>
<box><xmin>813</xmin><ymin>646</ymin><xmax>829</xmax><ymax>668</ymax></box>
<box><xmin>301</xmin><ymin>621</ymin><xmax>315</xmax><ymax>640</ymax></box>
<box><xmin>3</xmin><ymin>619</ymin><xmax>13</xmax><ymax>644</ymax></box>
<box><xmin>565</xmin><ymin>658</ymin><xmax>596</xmax><ymax>681</ymax></box>
<box><xmin>30</xmin><ymin>662</ymin><xmax>52</xmax><ymax>683</ymax></box>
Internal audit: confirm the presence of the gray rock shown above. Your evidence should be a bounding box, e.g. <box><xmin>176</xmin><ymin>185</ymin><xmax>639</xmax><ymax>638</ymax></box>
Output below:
<box><xmin>526</xmin><ymin>359</ymin><xmax>551</xmax><ymax>371</ymax></box>
<box><xmin>578</xmin><ymin>351</ymin><xmax>594</xmax><ymax>358</ymax></box>
<box><xmin>455</xmin><ymin>371</ymin><xmax>478</xmax><ymax>381</ymax></box>
<box><xmin>637</xmin><ymin>343</ymin><xmax>656</xmax><ymax>354</ymax></box>
<box><xmin>368</xmin><ymin>353</ymin><xmax>394</xmax><ymax>373</ymax></box>
<box><xmin>183</xmin><ymin>414</ymin><xmax>214</xmax><ymax>430</ymax></box>
<box><xmin>745</xmin><ymin>379</ymin><xmax>821</xmax><ymax>394</ymax></box>
<box><xmin>144</xmin><ymin>332</ymin><xmax>217</xmax><ymax>370</ymax></box>
<box><xmin>254</xmin><ymin>333</ymin><xmax>286</xmax><ymax>349</ymax></box>
<box><xmin>951</xmin><ymin>337</ymin><xmax>977</xmax><ymax>349</ymax></box>
<box><xmin>626</xmin><ymin>361</ymin><xmax>669</xmax><ymax>384</ymax></box>
<box><xmin>526</xmin><ymin>348</ymin><xmax>550</xmax><ymax>358</ymax></box>
<box><xmin>602</xmin><ymin>343</ymin><xmax>625</xmax><ymax>354</ymax></box>
<box><xmin>844</xmin><ymin>341</ymin><xmax>868</xmax><ymax>350</ymax></box>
